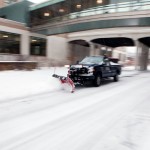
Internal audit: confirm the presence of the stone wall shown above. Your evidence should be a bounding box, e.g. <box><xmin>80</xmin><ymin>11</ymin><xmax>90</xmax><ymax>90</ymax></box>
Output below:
<box><xmin>0</xmin><ymin>61</ymin><xmax>37</xmax><ymax>71</ymax></box>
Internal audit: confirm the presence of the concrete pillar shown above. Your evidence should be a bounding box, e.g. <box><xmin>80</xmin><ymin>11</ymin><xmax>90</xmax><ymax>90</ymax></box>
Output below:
<box><xmin>105</xmin><ymin>46</ymin><xmax>112</xmax><ymax>57</ymax></box>
<box><xmin>0</xmin><ymin>0</ymin><xmax>4</xmax><ymax>8</ymax></box>
<box><xmin>20</xmin><ymin>33</ymin><xmax>30</xmax><ymax>56</ymax></box>
<box><xmin>107</xmin><ymin>48</ymin><xmax>112</xmax><ymax>57</ymax></box>
<box><xmin>47</xmin><ymin>36</ymin><xmax>72</xmax><ymax>65</ymax></box>
<box><xmin>101</xmin><ymin>46</ymin><xmax>107</xmax><ymax>56</ymax></box>
<box><xmin>135</xmin><ymin>40</ymin><xmax>140</xmax><ymax>70</ymax></box>
<box><xmin>140</xmin><ymin>44</ymin><xmax>149</xmax><ymax>70</ymax></box>
<box><xmin>135</xmin><ymin>40</ymin><xmax>149</xmax><ymax>71</ymax></box>
<box><xmin>99</xmin><ymin>45</ymin><xmax>102</xmax><ymax>55</ymax></box>
<box><xmin>89</xmin><ymin>42</ymin><xmax>95</xmax><ymax>56</ymax></box>
<box><xmin>94</xmin><ymin>45</ymin><xmax>101</xmax><ymax>55</ymax></box>
<box><xmin>47</xmin><ymin>36</ymin><xmax>51</xmax><ymax>59</ymax></box>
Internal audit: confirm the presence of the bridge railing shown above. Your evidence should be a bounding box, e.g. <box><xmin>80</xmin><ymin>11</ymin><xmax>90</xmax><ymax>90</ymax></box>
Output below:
<box><xmin>69</xmin><ymin>0</ymin><xmax>150</xmax><ymax>19</ymax></box>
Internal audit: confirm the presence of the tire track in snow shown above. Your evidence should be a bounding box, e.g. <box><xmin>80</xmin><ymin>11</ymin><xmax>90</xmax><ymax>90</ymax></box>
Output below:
<box><xmin>0</xmin><ymin>73</ymin><xmax>150</xmax><ymax>150</ymax></box>
<box><xmin>0</xmin><ymin>74</ymin><xmax>144</xmax><ymax>122</ymax></box>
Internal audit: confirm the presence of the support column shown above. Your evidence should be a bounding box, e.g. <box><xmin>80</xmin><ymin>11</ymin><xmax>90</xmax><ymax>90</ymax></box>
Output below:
<box><xmin>99</xmin><ymin>45</ymin><xmax>102</xmax><ymax>55</ymax></box>
<box><xmin>95</xmin><ymin>45</ymin><xmax>100</xmax><ymax>55</ymax></box>
<box><xmin>107</xmin><ymin>48</ymin><xmax>112</xmax><ymax>57</ymax></box>
<box><xmin>47</xmin><ymin>36</ymin><xmax>71</xmax><ymax>66</ymax></box>
<box><xmin>101</xmin><ymin>46</ymin><xmax>107</xmax><ymax>56</ymax></box>
<box><xmin>0</xmin><ymin>0</ymin><xmax>4</xmax><ymax>7</ymax></box>
<box><xmin>135</xmin><ymin>40</ymin><xmax>149</xmax><ymax>71</ymax></box>
<box><xmin>20</xmin><ymin>32</ymin><xmax>30</xmax><ymax>56</ymax></box>
<box><xmin>89</xmin><ymin>42</ymin><xmax>95</xmax><ymax>56</ymax></box>
<box><xmin>140</xmin><ymin>44</ymin><xmax>149</xmax><ymax>71</ymax></box>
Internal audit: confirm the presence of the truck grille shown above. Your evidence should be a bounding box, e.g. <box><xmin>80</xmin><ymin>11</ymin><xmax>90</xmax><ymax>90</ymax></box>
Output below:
<box><xmin>70</xmin><ymin>67</ymin><xmax>88</xmax><ymax>75</ymax></box>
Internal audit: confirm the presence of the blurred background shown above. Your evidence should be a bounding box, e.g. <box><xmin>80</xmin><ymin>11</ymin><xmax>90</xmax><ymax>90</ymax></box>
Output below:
<box><xmin>0</xmin><ymin>0</ymin><xmax>150</xmax><ymax>70</ymax></box>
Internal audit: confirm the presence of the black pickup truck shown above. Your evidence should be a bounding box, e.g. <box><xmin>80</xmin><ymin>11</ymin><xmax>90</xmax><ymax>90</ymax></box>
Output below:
<box><xmin>68</xmin><ymin>56</ymin><xmax>121</xmax><ymax>86</ymax></box>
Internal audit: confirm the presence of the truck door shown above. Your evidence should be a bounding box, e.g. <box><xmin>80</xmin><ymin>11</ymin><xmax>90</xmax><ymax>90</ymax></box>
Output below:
<box><xmin>102</xmin><ymin>59</ymin><xmax>112</xmax><ymax>77</ymax></box>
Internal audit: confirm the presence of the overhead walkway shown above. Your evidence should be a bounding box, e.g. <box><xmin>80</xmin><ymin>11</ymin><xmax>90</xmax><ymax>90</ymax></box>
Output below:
<box><xmin>30</xmin><ymin>0</ymin><xmax>150</xmax><ymax>35</ymax></box>
<box><xmin>29</xmin><ymin>0</ymin><xmax>150</xmax><ymax>70</ymax></box>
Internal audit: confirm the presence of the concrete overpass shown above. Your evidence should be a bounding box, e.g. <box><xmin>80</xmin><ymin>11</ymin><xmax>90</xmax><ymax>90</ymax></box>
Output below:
<box><xmin>30</xmin><ymin>7</ymin><xmax>150</xmax><ymax>70</ymax></box>
<box><xmin>67</xmin><ymin>27</ymin><xmax>150</xmax><ymax>71</ymax></box>
<box><xmin>1</xmin><ymin>0</ymin><xmax>149</xmax><ymax>69</ymax></box>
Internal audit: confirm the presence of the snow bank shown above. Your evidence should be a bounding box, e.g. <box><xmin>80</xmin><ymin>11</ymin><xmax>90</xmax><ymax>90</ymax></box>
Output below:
<box><xmin>0</xmin><ymin>67</ymin><xmax>68</xmax><ymax>101</ymax></box>
<box><xmin>0</xmin><ymin>66</ymin><xmax>148</xmax><ymax>101</ymax></box>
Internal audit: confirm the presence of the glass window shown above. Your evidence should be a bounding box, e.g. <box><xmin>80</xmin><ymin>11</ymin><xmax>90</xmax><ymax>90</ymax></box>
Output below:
<box><xmin>79</xmin><ymin>9</ymin><xmax>96</xmax><ymax>17</ymax></box>
<box><xmin>0</xmin><ymin>31</ymin><xmax>20</xmax><ymax>54</ymax></box>
<box><xmin>117</xmin><ymin>2</ymin><xmax>131</xmax><ymax>12</ymax></box>
<box><xmin>80</xmin><ymin>56</ymin><xmax>103</xmax><ymax>64</ymax></box>
<box><xmin>141</xmin><ymin>0</ymin><xmax>150</xmax><ymax>10</ymax></box>
<box><xmin>104</xmin><ymin>4</ymin><xmax>117</xmax><ymax>13</ymax></box>
<box><xmin>95</xmin><ymin>6</ymin><xmax>104</xmax><ymax>14</ymax></box>
<box><xmin>30</xmin><ymin>37</ymin><xmax>46</xmax><ymax>56</ymax></box>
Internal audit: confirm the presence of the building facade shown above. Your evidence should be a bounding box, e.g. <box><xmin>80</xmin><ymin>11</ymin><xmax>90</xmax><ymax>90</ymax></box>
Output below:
<box><xmin>0</xmin><ymin>0</ymin><xmax>20</xmax><ymax>8</ymax></box>
<box><xmin>0</xmin><ymin>0</ymin><xmax>150</xmax><ymax>69</ymax></box>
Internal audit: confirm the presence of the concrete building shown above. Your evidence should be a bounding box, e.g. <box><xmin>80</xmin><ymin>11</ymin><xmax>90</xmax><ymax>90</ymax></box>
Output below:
<box><xmin>0</xmin><ymin>0</ymin><xmax>150</xmax><ymax>69</ymax></box>
<box><xmin>0</xmin><ymin>0</ymin><xmax>4</xmax><ymax>8</ymax></box>
<box><xmin>0</xmin><ymin>0</ymin><xmax>20</xmax><ymax>8</ymax></box>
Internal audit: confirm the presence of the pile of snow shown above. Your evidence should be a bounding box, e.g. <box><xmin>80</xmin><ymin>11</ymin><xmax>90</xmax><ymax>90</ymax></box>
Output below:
<box><xmin>0</xmin><ymin>67</ymin><xmax>150</xmax><ymax>150</ymax></box>
<box><xmin>0</xmin><ymin>66</ymin><xmax>148</xmax><ymax>101</ymax></box>
<box><xmin>0</xmin><ymin>67</ymin><xmax>68</xmax><ymax>101</ymax></box>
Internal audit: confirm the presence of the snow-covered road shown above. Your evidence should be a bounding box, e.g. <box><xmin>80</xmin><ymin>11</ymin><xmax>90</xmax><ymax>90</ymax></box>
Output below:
<box><xmin>0</xmin><ymin>68</ymin><xmax>150</xmax><ymax>150</ymax></box>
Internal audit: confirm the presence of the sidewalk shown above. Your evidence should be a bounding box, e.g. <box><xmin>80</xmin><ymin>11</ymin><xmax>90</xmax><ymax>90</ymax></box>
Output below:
<box><xmin>121</xmin><ymin>70</ymin><xmax>140</xmax><ymax>77</ymax></box>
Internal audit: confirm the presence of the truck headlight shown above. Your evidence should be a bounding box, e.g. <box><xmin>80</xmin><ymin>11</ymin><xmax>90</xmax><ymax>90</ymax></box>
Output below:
<box><xmin>88</xmin><ymin>67</ymin><xmax>94</xmax><ymax>73</ymax></box>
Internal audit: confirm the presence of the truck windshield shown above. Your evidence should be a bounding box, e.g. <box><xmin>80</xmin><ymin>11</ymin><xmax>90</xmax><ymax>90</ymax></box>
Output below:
<box><xmin>80</xmin><ymin>56</ymin><xmax>103</xmax><ymax>64</ymax></box>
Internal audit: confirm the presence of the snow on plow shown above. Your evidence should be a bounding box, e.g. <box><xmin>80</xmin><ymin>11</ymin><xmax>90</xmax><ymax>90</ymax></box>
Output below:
<box><xmin>52</xmin><ymin>74</ymin><xmax>75</xmax><ymax>93</ymax></box>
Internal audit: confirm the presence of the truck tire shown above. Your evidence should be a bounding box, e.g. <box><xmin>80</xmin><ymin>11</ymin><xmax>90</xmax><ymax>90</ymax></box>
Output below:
<box><xmin>114</xmin><ymin>74</ymin><xmax>119</xmax><ymax>82</ymax></box>
<box><xmin>94</xmin><ymin>75</ymin><xmax>101</xmax><ymax>87</ymax></box>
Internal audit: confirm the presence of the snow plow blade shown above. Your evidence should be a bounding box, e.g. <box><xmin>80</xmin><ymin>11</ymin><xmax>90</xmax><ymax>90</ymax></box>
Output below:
<box><xmin>52</xmin><ymin>74</ymin><xmax>75</xmax><ymax>93</ymax></box>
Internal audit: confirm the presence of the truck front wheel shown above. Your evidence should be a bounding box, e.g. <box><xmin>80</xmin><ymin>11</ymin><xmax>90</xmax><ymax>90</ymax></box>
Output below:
<box><xmin>94</xmin><ymin>75</ymin><xmax>101</xmax><ymax>87</ymax></box>
<box><xmin>114</xmin><ymin>74</ymin><xmax>119</xmax><ymax>82</ymax></box>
